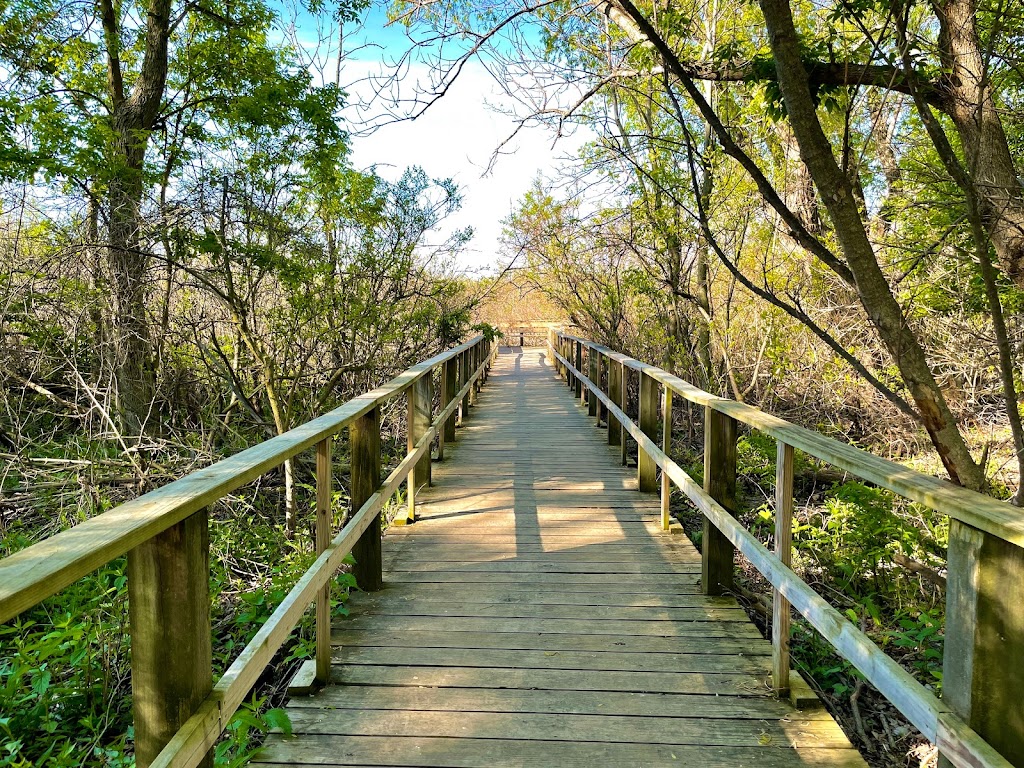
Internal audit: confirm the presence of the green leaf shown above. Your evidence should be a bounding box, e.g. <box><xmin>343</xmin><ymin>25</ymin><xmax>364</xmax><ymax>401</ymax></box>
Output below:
<box><xmin>263</xmin><ymin>708</ymin><xmax>292</xmax><ymax>736</ymax></box>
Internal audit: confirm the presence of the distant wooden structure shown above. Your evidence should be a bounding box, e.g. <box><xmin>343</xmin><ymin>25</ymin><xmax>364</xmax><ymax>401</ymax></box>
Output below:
<box><xmin>497</xmin><ymin>320</ymin><xmax>561</xmax><ymax>348</ymax></box>
<box><xmin>0</xmin><ymin>331</ymin><xmax>1021</xmax><ymax>767</ymax></box>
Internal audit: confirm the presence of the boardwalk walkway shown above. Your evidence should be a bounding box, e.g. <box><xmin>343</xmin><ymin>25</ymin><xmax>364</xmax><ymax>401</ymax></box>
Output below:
<box><xmin>253</xmin><ymin>348</ymin><xmax>864</xmax><ymax>767</ymax></box>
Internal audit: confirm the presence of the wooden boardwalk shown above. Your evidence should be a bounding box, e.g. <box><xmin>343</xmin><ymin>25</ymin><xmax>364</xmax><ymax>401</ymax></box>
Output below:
<box><xmin>253</xmin><ymin>348</ymin><xmax>865</xmax><ymax>767</ymax></box>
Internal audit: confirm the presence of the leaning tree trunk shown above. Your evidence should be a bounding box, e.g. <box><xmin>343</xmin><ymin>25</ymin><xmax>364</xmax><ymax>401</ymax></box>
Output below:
<box><xmin>935</xmin><ymin>0</ymin><xmax>1024</xmax><ymax>286</ymax></box>
<box><xmin>757</xmin><ymin>0</ymin><xmax>985</xmax><ymax>490</ymax></box>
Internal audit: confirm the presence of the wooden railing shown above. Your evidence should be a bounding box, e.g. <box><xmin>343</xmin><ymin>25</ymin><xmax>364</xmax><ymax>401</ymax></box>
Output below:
<box><xmin>497</xmin><ymin>321</ymin><xmax>560</xmax><ymax>348</ymax></box>
<box><xmin>0</xmin><ymin>335</ymin><xmax>495</xmax><ymax>768</ymax></box>
<box><xmin>550</xmin><ymin>330</ymin><xmax>1023</xmax><ymax>768</ymax></box>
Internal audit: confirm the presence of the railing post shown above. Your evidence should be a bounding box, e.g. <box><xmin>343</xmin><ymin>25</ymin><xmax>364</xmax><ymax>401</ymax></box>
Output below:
<box><xmin>588</xmin><ymin>347</ymin><xmax>599</xmax><ymax>418</ymax></box>
<box><xmin>702</xmin><ymin>406</ymin><xmax>737</xmax><ymax>595</ymax></box>
<box><xmin>460</xmin><ymin>349</ymin><xmax>471</xmax><ymax>421</ymax></box>
<box><xmin>574</xmin><ymin>340</ymin><xmax>583</xmax><ymax>400</ymax></box>
<box><xmin>608</xmin><ymin>359</ymin><xmax>623</xmax><ymax>459</ymax></box>
<box><xmin>468</xmin><ymin>345</ymin><xmax>479</xmax><ymax>406</ymax></box>
<box><xmin>597</xmin><ymin>353</ymin><xmax>608</xmax><ymax>426</ymax></box>
<box><xmin>772</xmin><ymin>441</ymin><xmax>794</xmax><ymax>695</ymax></box>
<box><xmin>940</xmin><ymin>521</ymin><xmax>1024</xmax><ymax>765</ymax></box>
<box><xmin>315</xmin><ymin>438</ymin><xmax>332</xmax><ymax>684</ymax></box>
<box><xmin>566</xmin><ymin>338</ymin><xmax>575</xmax><ymax>390</ymax></box>
<box><xmin>351</xmin><ymin>406</ymin><xmax>382</xmax><ymax>591</ymax></box>
<box><xmin>402</xmin><ymin>372</ymin><xmax>433</xmax><ymax>526</ymax></box>
<box><xmin>127</xmin><ymin>510</ymin><xmax>212</xmax><ymax>768</ymax></box>
<box><xmin>661</xmin><ymin>386</ymin><xmax>673</xmax><ymax>530</ymax></box>
<box><xmin>638</xmin><ymin>370</ymin><xmax>658</xmax><ymax>493</ymax></box>
<box><xmin>440</xmin><ymin>358</ymin><xmax>457</xmax><ymax>458</ymax></box>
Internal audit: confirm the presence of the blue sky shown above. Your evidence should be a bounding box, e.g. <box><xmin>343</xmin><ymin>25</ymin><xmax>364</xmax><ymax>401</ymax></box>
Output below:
<box><xmin>273</xmin><ymin>0</ymin><xmax>590</xmax><ymax>271</ymax></box>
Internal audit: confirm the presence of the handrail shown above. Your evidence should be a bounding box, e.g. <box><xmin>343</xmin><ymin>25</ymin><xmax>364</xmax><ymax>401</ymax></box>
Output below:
<box><xmin>0</xmin><ymin>335</ymin><xmax>496</xmax><ymax>767</ymax></box>
<box><xmin>0</xmin><ymin>335</ymin><xmax>484</xmax><ymax>623</ymax></box>
<box><xmin>551</xmin><ymin>330</ymin><xmax>1020</xmax><ymax>768</ymax></box>
<box><xmin>558</xmin><ymin>332</ymin><xmax>1024</xmax><ymax>547</ymax></box>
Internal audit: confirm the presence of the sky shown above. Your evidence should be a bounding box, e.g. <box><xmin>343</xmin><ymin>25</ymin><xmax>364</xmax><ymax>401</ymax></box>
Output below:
<box><xmin>323</xmin><ymin>6</ymin><xmax>591</xmax><ymax>273</ymax></box>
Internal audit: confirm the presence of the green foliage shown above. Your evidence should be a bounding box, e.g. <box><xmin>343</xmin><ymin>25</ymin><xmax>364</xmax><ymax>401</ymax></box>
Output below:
<box><xmin>214</xmin><ymin>698</ymin><xmax>292</xmax><ymax>768</ymax></box>
<box><xmin>0</xmin><ymin>557</ymin><xmax>132</xmax><ymax>767</ymax></box>
<box><xmin>0</xmin><ymin>476</ymin><xmax>358</xmax><ymax>766</ymax></box>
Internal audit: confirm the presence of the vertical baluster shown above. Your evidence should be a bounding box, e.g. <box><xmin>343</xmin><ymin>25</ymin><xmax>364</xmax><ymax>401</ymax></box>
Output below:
<box><xmin>772</xmin><ymin>441</ymin><xmax>794</xmax><ymax>694</ymax></box>
<box><xmin>618</xmin><ymin>362</ymin><xmax>628</xmax><ymax>465</ymax></box>
<box><xmin>638</xmin><ymin>371</ymin><xmax>658</xmax><ymax>493</ymax></box>
<box><xmin>351</xmin><ymin>407</ymin><xmax>382</xmax><ymax>591</ymax></box>
<box><xmin>577</xmin><ymin>342</ymin><xmax>585</xmax><ymax>403</ymax></box>
<box><xmin>440</xmin><ymin>358</ymin><xmax>457</xmax><ymax>459</ymax></box>
<box><xmin>588</xmin><ymin>347</ymin><xmax>599</xmax><ymax>418</ymax></box>
<box><xmin>315</xmin><ymin>438</ymin><xmax>332</xmax><ymax>684</ymax></box>
<box><xmin>608</xmin><ymin>358</ymin><xmax>623</xmax><ymax>454</ymax></box>
<box><xmin>661</xmin><ymin>387</ymin><xmax>673</xmax><ymax>530</ymax></box>
<box><xmin>703</xmin><ymin>407</ymin><xmax>737</xmax><ymax>595</ymax></box>
<box><xmin>597</xmin><ymin>353</ymin><xmax>608</xmax><ymax>426</ymax></box>
<box><xmin>460</xmin><ymin>349</ymin><xmax>471</xmax><ymax>419</ymax></box>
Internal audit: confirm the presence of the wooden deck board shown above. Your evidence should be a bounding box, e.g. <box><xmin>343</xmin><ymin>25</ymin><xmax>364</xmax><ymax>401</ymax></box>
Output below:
<box><xmin>253</xmin><ymin>348</ymin><xmax>864</xmax><ymax>767</ymax></box>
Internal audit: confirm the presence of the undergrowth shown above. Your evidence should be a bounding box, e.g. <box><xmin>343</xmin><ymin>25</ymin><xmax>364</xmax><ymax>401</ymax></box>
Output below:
<box><xmin>670</xmin><ymin>427</ymin><xmax>948</xmax><ymax>767</ymax></box>
<box><xmin>0</xmin><ymin>439</ymin><xmax>364</xmax><ymax>767</ymax></box>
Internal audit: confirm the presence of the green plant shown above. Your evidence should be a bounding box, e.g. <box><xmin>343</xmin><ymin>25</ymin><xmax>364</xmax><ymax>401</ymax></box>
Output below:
<box><xmin>214</xmin><ymin>697</ymin><xmax>292</xmax><ymax>767</ymax></box>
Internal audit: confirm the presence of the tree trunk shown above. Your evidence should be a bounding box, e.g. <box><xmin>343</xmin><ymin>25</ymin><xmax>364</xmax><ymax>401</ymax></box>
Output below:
<box><xmin>758</xmin><ymin>0</ymin><xmax>985</xmax><ymax>489</ymax></box>
<box><xmin>935</xmin><ymin>0</ymin><xmax>1024</xmax><ymax>286</ymax></box>
<box><xmin>100</xmin><ymin>0</ymin><xmax>173</xmax><ymax>433</ymax></box>
<box><xmin>105</xmin><ymin>136</ymin><xmax>155</xmax><ymax>434</ymax></box>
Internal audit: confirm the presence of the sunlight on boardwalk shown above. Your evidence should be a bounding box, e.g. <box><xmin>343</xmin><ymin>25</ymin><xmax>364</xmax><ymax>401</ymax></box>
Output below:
<box><xmin>252</xmin><ymin>348</ymin><xmax>865</xmax><ymax>767</ymax></box>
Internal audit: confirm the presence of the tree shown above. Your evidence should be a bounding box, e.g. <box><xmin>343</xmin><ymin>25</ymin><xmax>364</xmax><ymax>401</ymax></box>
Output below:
<box><xmin>390</xmin><ymin>0</ymin><xmax>1024</xmax><ymax>491</ymax></box>
<box><xmin>0</xmin><ymin>0</ymin><xmax>360</xmax><ymax>432</ymax></box>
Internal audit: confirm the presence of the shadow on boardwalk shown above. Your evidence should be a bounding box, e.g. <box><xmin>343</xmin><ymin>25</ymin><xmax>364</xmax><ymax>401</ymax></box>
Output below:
<box><xmin>252</xmin><ymin>348</ymin><xmax>866</xmax><ymax>767</ymax></box>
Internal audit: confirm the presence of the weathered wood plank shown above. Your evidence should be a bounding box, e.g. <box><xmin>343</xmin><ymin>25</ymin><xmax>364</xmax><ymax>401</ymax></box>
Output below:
<box><xmin>253</xmin><ymin>736</ymin><xmax>865</xmax><ymax>767</ymax></box>
<box><xmin>331</xmin><ymin>628</ymin><xmax>766</xmax><ymax>655</ymax></box>
<box><xmin>329</xmin><ymin>663</ymin><xmax>774</xmax><ymax>696</ymax></box>
<box><xmin>378</xmin><ymin>560</ymin><xmax>701</xmax><ymax>575</ymax></box>
<box><xmin>346</xmin><ymin>584</ymin><xmax>733</xmax><ymax>607</ymax></box>
<box><xmin>336</xmin><ymin>614</ymin><xmax>762</xmax><ymax>637</ymax></box>
<box><xmin>287</xmin><ymin>684</ymin><xmax>824</xmax><ymax>719</ymax></box>
<box><xmin>338</xmin><ymin>599</ymin><xmax>743</xmax><ymax>622</ymax></box>
<box><xmin>274</xmin><ymin>707</ymin><xmax>854</xmax><ymax>748</ymax></box>
<box><xmin>333</xmin><ymin>645</ymin><xmax>770</xmax><ymax>674</ymax></box>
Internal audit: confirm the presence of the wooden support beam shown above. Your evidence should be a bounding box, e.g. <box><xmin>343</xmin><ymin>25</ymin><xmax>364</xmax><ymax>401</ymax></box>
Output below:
<box><xmin>128</xmin><ymin>510</ymin><xmax>212</xmax><ymax>768</ymax></box>
<box><xmin>410</xmin><ymin>375</ymin><xmax>433</xmax><ymax>489</ymax></box>
<box><xmin>661</xmin><ymin>387</ymin><xmax>673</xmax><ymax>530</ymax></box>
<box><xmin>940</xmin><ymin>521</ymin><xmax>1024</xmax><ymax>766</ymax></box>
<box><xmin>460</xmin><ymin>350</ymin><xmax>471</xmax><ymax>420</ymax></box>
<box><xmin>566</xmin><ymin>338</ymin><xmax>575</xmax><ymax>390</ymax></box>
<box><xmin>608</xmin><ymin>358</ymin><xmax>623</xmax><ymax>451</ymax></box>
<box><xmin>588</xmin><ymin>349</ymin><xmax>599</xmax><ymax>418</ymax></box>
<box><xmin>638</xmin><ymin>372</ymin><xmax>658</xmax><ymax>493</ymax></box>
<box><xmin>468</xmin><ymin>346</ymin><xmax>479</xmax><ymax>406</ymax></box>
<box><xmin>315</xmin><ymin>438</ymin><xmax>332</xmax><ymax>684</ymax></box>
<box><xmin>440</xmin><ymin>358</ymin><xmax>457</xmax><ymax>454</ymax></box>
<box><xmin>351</xmin><ymin>407</ymin><xmax>382</xmax><ymax>591</ymax></box>
<box><xmin>597</xmin><ymin>353</ymin><xmax>608</xmax><ymax>425</ymax></box>
<box><xmin>773</xmin><ymin>441</ymin><xmax>794</xmax><ymax>695</ymax></box>
<box><xmin>702</xmin><ymin>406</ymin><xmax>737</xmax><ymax>596</ymax></box>
<box><xmin>574</xmin><ymin>341</ymin><xmax>583</xmax><ymax>400</ymax></box>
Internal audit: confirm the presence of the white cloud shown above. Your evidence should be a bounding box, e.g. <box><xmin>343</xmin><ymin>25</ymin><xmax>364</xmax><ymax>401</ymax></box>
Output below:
<box><xmin>338</xmin><ymin>57</ymin><xmax>591</xmax><ymax>273</ymax></box>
